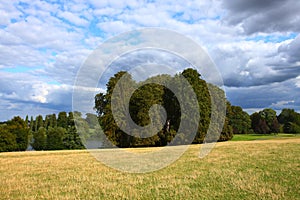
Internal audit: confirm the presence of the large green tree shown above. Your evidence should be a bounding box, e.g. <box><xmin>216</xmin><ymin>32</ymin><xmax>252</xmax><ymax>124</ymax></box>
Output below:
<box><xmin>95</xmin><ymin>68</ymin><xmax>233</xmax><ymax>147</ymax></box>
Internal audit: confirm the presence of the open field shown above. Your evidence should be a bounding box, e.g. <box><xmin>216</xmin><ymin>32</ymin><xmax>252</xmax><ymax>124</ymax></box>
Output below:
<box><xmin>1</xmin><ymin>138</ymin><xmax>300</xmax><ymax>199</ymax></box>
<box><xmin>231</xmin><ymin>133</ymin><xmax>300</xmax><ymax>141</ymax></box>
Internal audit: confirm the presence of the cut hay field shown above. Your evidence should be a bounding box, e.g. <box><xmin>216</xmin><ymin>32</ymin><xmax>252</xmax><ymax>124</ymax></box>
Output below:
<box><xmin>1</xmin><ymin>138</ymin><xmax>300</xmax><ymax>200</ymax></box>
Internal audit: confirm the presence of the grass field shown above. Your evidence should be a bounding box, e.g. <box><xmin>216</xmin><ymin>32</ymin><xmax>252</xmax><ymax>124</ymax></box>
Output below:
<box><xmin>1</xmin><ymin>138</ymin><xmax>300</xmax><ymax>199</ymax></box>
<box><xmin>231</xmin><ymin>133</ymin><xmax>299</xmax><ymax>141</ymax></box>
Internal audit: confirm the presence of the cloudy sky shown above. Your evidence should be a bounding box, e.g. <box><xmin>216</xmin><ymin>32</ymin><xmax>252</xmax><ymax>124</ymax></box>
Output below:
<box><xmin>0</xmin><ymin>0</ymin><xmax>300</xmax><ymax>121</ymax></box>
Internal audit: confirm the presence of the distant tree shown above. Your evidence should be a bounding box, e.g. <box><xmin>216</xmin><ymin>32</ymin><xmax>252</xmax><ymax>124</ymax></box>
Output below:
<box><xmin>227</xmin><ymin>104</ymin><xmax>251</xmax><ymax>134</ymax></box>
<box><xmin>25</xmin><ymin>115</ymin><xmax>29</xmax><ymax>126</ymax></box>
<box><xmin>49</xmin><ymin>114</ymin><xmax>57</xmax><ymax>128</ymax></box>
<box><xmin>57</xmin><ymin>112</ymin><xmax>68</xmax><ymax>129</ymax></box>
<box><xmin>0</xmin><ymin>125</ymin><xmax>17</xmax><ymax>152</ymax></box>
<box><xmin>29</xmin><ymin>116</ymin><xmax>34</xmax><ymax>131</ymax></box>
<box><xmin>258</xmin><ymin>118</ymin><xmax>270</xmax><ymax>134</ymax></box>
<box><xmin>74</xmin><ymin>113</ymin><xmax>90</xmax><ymax>144</ymax></box>
<box><xmin>64</xmin><ymin>125</ymin><xmax>85</xmax><ymax>149</ymax></box>
<box><xmin>68</xmin><ymin>112</ymin><xmax>75</xmax><ymax>127</ymax></box>
<box><xmin>35</xmin><ymin>115</ymin><xmax>44</xmax><ymax>131</ymax></box>
<box><xmin>278</xmin><ymin>109</ymin><xmax>299</xmax><ymax>124</ymax></box>
<box><xmin>46</xmin><ymin>127</ymin><xmax>66</xmax><ymax>150</ymax></box>
<box><xmin>261</xmin><ymin>108</ymin><xmax>280</xmax><ymax>133</ymax></box>
<box><xmin>278</xmin><ymin>109</ymin><xmax>300</xmax><ymax>133</ymax></box>
<box><xmin>251</xmin><ymin>112</ymin><xmax>260</xmax><ymax>133</ymax></box>
<box><xmin>32</xmin><ymin>127</ymin><xmax>47</xmax><ymax>150</ymax></box>
<box><xmin>283</xmin><ymin>122</ymin><xmax>300</xmax><ymax>133</ymax></box>
<box><xmin>85</xmin><ymin>113</ymin><xmax>99</xmax><ymax>129</ymax></box>
<box><xmin>219</xmin><ymin>117</ymin><xmax>233</xmax><ymax>141</ymax></box>
<box><xmin>251</xmin><ymin>109</ymin><xmax>279</xmax><ymax>134</ymax></box>
<box><xmin>251</xmin><ymin>112</ymin><xmax>270</xmax><ymax>134</ymax></box>
<box><xmin>44</xmin><ymin>115</ymin><xmax>51</xmax><ymax>129</ymax></box>
<box><xmin>6</xmin><ymin>116</ymin><xmax>29</xmax><ymax>151</ymax></box>
<box><xmin>64</xmin><ymin>112</ymin><xmax>84</xmax><ymax>149</ymax></box>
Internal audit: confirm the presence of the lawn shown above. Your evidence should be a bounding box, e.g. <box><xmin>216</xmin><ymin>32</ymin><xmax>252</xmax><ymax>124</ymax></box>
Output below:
<box><xmin>0</xmin><ymin>138</ymin><xmax>299</xmax><ymax>199</ymax></box>
<box><xmin>231</xmin><ymin>133</ymin><xmax>299</xmax><ymax>141</ymax></box>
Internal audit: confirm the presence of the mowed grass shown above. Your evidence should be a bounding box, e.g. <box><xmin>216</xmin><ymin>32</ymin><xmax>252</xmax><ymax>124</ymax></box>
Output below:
<box><xmin>1</xmin><ymin>138</ymin><xmax>300</xmax><ymax>200</ymax></box>
<box><xmin>231</xmin><ymin>133</ymin><xmax>299</xmax><ymax>141</ymax></box>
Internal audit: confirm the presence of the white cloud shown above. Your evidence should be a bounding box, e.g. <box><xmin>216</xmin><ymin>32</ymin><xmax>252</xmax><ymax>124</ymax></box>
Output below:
<box><xmin>58</xmin><ymin>11</ymin><xmax>89</xmax><ymax>27</ymax></box>
<box><xmin>97</xmin><ymin>21</ymin><xmax>134</xmax><ymax>34</ymax></box>
<box><xmin>271</xmin><ymin>100</ymin><xmax>295</xmax><ymax>107</ymax></box>
<box><xmin>0</xmin><ymin>0</ymin><xmax>300</xmax><ymax>120</ymax></box>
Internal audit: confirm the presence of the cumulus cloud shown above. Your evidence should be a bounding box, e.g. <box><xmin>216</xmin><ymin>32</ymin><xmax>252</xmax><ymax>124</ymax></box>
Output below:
<box><xmin>0</xmin><ymin>71</ymin><xmax>74</xmax><ymax>120</ymax></box>
<box><xmin>279</xmin><ymin>34</ymin><xmax>300</xmax><ymax>63</ymax></box>
<box><xmin>58</xmin><ymin>11</ymin><xmax>89</xmax><ymax>27</ymax></box>
<box><xmin>0</xmin><ymin>0</ymin><xmax>300</xmax><ymax>120</ymax></box>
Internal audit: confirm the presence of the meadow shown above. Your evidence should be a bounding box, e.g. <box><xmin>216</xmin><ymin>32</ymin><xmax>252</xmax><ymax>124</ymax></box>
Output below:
<box><xmin>1</xmin><ymin>137</ymin><xmax>299</xmax><ymax>199</ymax></box>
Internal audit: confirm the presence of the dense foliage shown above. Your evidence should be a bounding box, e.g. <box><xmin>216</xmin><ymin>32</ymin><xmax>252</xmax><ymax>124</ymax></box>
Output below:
<box><xmin>278</xmin><ymin>109</ymin><xmax>300</xmax><ymax>133</ymax></box>
<box><xmin>0</xmin><ymin>116</ymin><xmax>29</xmax><ymax>152</ymax></box>
<box><xmin>28</xmin><ymin>112</ymin><xmax>85</xmax><ymax>150</ymax></box>
<box><xmin>95</xmin><ymin>68</ymin><xmax>233</xmax><ymax>148</ymax></box>
<box><xmin>0</xmin><ymin>112</ymin><xmax>96</xmax><ymax>152</ymax></box>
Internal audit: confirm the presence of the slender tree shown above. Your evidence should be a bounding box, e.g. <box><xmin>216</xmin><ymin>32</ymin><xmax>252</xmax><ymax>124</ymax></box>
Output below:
<box><xmin>57</xmin><ymin>112</ymin><xmax>68</xmax><ymax>129</ymax></box>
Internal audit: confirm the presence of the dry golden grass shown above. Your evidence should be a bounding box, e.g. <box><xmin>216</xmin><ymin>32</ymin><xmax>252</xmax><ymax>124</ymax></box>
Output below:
<box><xmin>0</xmin><ymin>138</ymin><xmax>299</xmax><ymax>199</ymax></box>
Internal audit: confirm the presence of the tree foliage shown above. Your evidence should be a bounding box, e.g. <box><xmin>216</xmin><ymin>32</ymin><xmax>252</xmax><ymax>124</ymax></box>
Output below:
<box><xmin>251</xmin><ymin>108</ymin><xmax>280</xmax><ymax>134</ymax></box>
<box><xmin>278</xmin><ymin>109</ymin><xmax>300</xmax><ymax>133</ymax></box>
<box><xmin>29</xmin><ymin>112</ymin><xmax>85</xmax><ymax>151</ymax></box>
<box><xmin>0</xmin><ymin>125</ymin><xmax>17</xmax><ymax>152</ymax></box>
<box><xmin>227</xmin><ymin>104</ymin><xmax>251</xmax><ymax>134</ymax></box>
<box><xmin>0</xmin><ymin>116</ymin><xmax>29</xmax><ymax>152</ymax></box>
<box><xmin>6</xmin><ymin>116</ymin><xmax>29</xmax><ymax>151</ymax></box>
<box><xmin>94</xmin><ymin>68</ymin><xmax>233</xmax><ymax>148</ymax></box>
<box><xmin>32</xmin><ymin>127</ymin><xmax>47</xmax><ymax>150</ymax></box>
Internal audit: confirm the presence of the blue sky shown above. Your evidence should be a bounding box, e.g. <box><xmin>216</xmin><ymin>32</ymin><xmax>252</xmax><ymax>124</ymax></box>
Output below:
<box><xmin>0</xmin><ymin>0</ymin><xmax>300</xmax><ymax>121</ymax></box>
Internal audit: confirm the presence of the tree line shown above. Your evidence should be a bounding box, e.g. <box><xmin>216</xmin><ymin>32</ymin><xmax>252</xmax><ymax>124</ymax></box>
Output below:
<box><xmin>1</xmin><ymin>68</ymin><xmax>300</xmax><ymax>152</ymax></box>
<box><xmin>0</xmin><ymin>112</ymin><xmax>100</xmax><ymax>152</ymax></box>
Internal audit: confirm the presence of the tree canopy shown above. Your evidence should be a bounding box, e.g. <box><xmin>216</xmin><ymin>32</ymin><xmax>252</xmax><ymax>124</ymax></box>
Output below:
<box><xmin>94</xmin><ymin>68</ymin><xmax>233</xmax><ymax>148</ymax></box>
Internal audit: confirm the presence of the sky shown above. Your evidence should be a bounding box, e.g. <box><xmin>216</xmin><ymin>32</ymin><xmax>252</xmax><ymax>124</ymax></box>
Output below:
<box><xmin>0</xmin><ymin>0</ymin><xmax>300</xmax><ymax>121</ymax></box>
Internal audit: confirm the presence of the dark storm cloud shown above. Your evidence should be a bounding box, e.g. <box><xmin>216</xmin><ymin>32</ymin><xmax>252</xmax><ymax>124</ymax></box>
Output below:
<box><xmin>225</xmin><ymin>79</ymin><xmax>300</xmax><ymax>112</ymax></box>
<box><xmin>222</xmin><ymin>0</ymin><xmax>300</xmax><ymax>34</ymax></box>
<box><xmin>224</xmin><ymin>65</ymin><xmax>300</xmax><ymax>87</ymax></box>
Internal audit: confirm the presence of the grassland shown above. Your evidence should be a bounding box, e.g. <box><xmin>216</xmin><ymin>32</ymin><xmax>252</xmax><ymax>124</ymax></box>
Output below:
<box><xmin>1</xmin><ymin>137</ymin><xmax>300</xmax><ymax>199</ymax></box>
<box><xmin>231</xmin><ymin>133</ymin><xmax>299</xmax><ymax>141</ymax></box>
